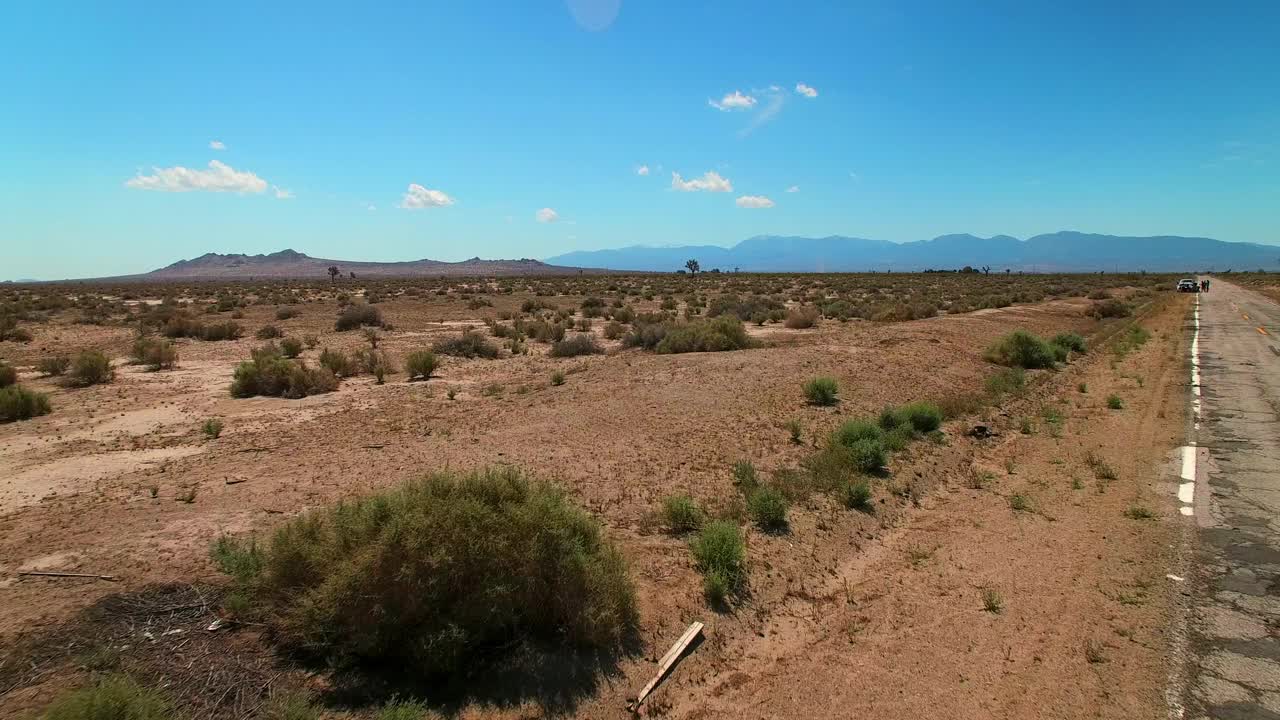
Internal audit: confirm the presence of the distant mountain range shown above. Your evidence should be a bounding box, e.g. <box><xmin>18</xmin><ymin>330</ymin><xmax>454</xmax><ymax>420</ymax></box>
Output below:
<box><xmin>545</xmin><ymin>231</ymin><xmax>1280</xmax><ymax>273</ymax></box>
<box><xmin>130</xmin><ymin>249</ymin><xmax>600</xmax><ymax>280</ymax></box>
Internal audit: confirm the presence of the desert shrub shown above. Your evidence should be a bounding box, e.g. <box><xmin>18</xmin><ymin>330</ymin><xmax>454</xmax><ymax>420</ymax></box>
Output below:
<box><xmin>68</xmin><ymin>350</ymin><xmax>114</xmax><ymax>387</ymax></box>
<box><xmin>783</xmin><ymin>305</ymin><xmax>821</xmax><ymax>329</ymax></box>
<box><xmin>655</xmin><ymin>316</ymin><xmax>751</xmax><ymax>354</ymax></box>
<box><xmin>37</xmin><ymin>355</ymin><xmax>70</xmax><ymax>377</ymax></box>
<box><xmin>352</xmin><ymin>348</ymin><xmax>395</xmax><ymax>379</ymax></box>
<box><xmin>985</xmin><ymin>367</ymin><xmax>1027</xmax><ymax>396</ymax></box>
<box><xmin>335</xmin><ymin>304</ymin><xmax>383</xmax><ymax>331</ymax></box>
<box><xmin>1089</xmin><ymin>299</ymin><xmax>1131</xmax><ymax>319</ymax></box>
<box><xmin>706</xmin><ymin>294</ymin><xmax>783</xmax><ymax>321</ymax></box>
<box><xmin>746</xmin><ymin>487</ymin><xmax>788</xmax><ymax>531</ymax></box>
<box><xmin>1050</xmin><ymin>332</ymin><xmax>1087</xmax><ymax>353</ymax></box>
<box><xmin>691</xmin><ymin>520</ymin><xmax>746</xmax><ymax>605</ymax></box>
<box><xmin>318</xmin><ymin>348</ymin><xmax>355</xmax><ymax>377</ymax></box>
<box><xmin>0</xmin><ymin>361</ymin><xmax>15</xmax><ymax>387</ymax></box>
<box><xmin>1107</xmin><ymin>394</ymin><xmax>1124</xmax><ymax>410</ymax></box>
<box><xmin>404</xmin><ymin>350</ymin><xmax>439</xmax><ymax>380</ymax></box>
<box><xmin>880</xmin><ymin>401</ymin><xmax>943</xmax><ymax>433</ymax></box>
<box><xmin>230</xmin><ymin>346</ymin><xmax>338</xmax><ymax>399</ymax></box>
<box><xmin>200</xmin><ymin>321</ymin><xmax>243</xmax><ymax>341</ymax></box>
<box><xmin>549</xmin><ymin>333</ymin><xmax>603</xmax><ymax>358</ymax></box>
<box><xmin>131</xmin><ymin>337</ymin><xmax>178</xmax><ymax>371</ymax></box>
<box><xmin>603</xmin><ymin>320</ymin><xmax>625</xmax><ymax>340</ymax></box>
<box><xmin>661</xmin><ymin>494</ymin><xmax>703</xmax><ymax>534</ymax></box>
<box><xmin>621</xmin><ymin>319</ymin><xmax>669</xmax><ymax>350</ymax></box>
<box><xmin>39</xmin><ymin>675</ymin><xmax>171</xmax><ymax>720</ymax></box>
<box><xmin>840</xmin><ymin>479</ymin><xmax>874</xmax><ymax>511</ymax></box>
<box><xmin>212</xmin><ymin>468</ymin><xmax>636</xmax><ymax>677</ymax></box>
<box><xmin>1</xmin><ymin>385</ymin><xmax>52</xmax><ymax>422</ymax></box>
<box><xmin>256</xmin><ymin>324</ymin><xmax>283</xmax><ymax>340</ymax></box>
<box><xmin>202</xmin><ymin>418</ymin><xmax>223</xmax><ymax>438</ymax></box>
<box><xmin>376</xmin><ymin>699</ymin><xmax>431</xmax><ymax>720</ymax></box>
<box><xmin>984</xmin><ymin>330</ymin><xmax>1057</xmax><ymax>369</ymax></box>
<box><xmin>803</xmin><ymin>376</ymin><xmax>839</xmax><ymax>406</ymax></box>
<box><xmin>834</xmin><ymin>418</ymin><xmax>882</xmax><ymax>447</ymax></box>
<box><xmin>279</xmin><ymin>337</ymin><xmax>303</xmax><ymax>358</ymax></box>
<box><xmin>434</xmin><ymin>331</ymin><xmax>499</xmax><ymax>359</ymax></box>
<box><xmin>275</xmin><ymin>307</ymin><xmax>300</xmax><ymax>321</ymax></box>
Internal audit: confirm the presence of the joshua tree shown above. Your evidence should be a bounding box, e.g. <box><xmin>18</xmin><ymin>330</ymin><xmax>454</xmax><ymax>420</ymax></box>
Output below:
<box><xmin>684</xmin><ymin>258</ymin><xmax>700</xmax><ymax>275</ymax></box>
<box><xmin>327</xmin><ymin>265</ymin><xmax>340</xmax><ymax>282</ymax></box>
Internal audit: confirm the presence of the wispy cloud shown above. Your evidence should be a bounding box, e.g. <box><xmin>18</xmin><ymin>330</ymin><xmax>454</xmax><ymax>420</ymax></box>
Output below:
<box><xmin>735</xmin><ymin>195</ymin><xmax>775</xmax><ymax>208</ymax></box>
<box><xmin>399</xmin><ymin>183</ymin><xmax>455</xmax><ymax>209</ymax></box>
<box><xmin>125</xmin><ymin>160</ymin><xmax>267</xmax><ymax>193</ymax></box>
<box><xmin>636</xmin><ymin>164</ymin><xmax>650</xmax><ymax>176</ymax></box>
<box><xmin>738</xmin><ymin>86</ymin><xmax>787</xmax><ymax>137</ymax></box>
<box><xmin>209</xmin><ymin>140</ymin><xmax>226</xmax><ymax>151</ymax></box>
<box><xmin>785</xmin><ymin>185</ymin><xmax>800</xmax><ymax>193</ymax></box>
<box><xmin>535</xmin><ymin>207</ymin><xmax>559</xmax><ymax>223</ymax></box>
<box><xmin>671</xmin><ymin>170</ymin><xmax>732</xmax><ymax>193</ymax></box>
<box><xmin>795</xmin><ymin>83</ymin><xmax>818</xmax><ymax>98</ymax></box>
<box><xmin>708</xmin><ymin>90</ymin><xmax>757</xmax><ymax>111</ymax></box>
<box><xmin>272</xmin><ymin>186</ymin><xmax>294</xmax><ymax>200</ymax></box>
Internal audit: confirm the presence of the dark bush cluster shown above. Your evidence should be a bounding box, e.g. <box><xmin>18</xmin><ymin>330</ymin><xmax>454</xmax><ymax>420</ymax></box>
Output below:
<box><xmin>211</xmin><ymin>468</ymin><xmax>637</xmax><ymax>677</ymax></box>
<box><xmin>404</xmin><ymin>350</ymin><xmax>439</xmax><ymax>380</ymax></box>
<box><xmin>549</xmin><ymin>333</ymin><xmax>603</xmax><ymax>358</ymax></box>
<box><xmin>131</xmin><ymin>336</ymin><xmax>178</xmax><ymax>371</ymax></box>
<box><xmin>335</xmin><ymin>303</ymin><xmax>384</xmax><ymax>331</ymax></box>
<box><xmin>230</xmin><ymin>345</ymin><xmax>338</xmax><ymax>398</ymax></box>
<box><xmin>67</xmin><ymin>350</ymin><xmax>114</xmax><ymax>387</ymax></box>
<box><xmin>1</xmin><ymin>385</ymin><xmax>51</xmax><ymax>422</ymax></box>
<box><xmin>626</xmin><ymin>316</ymin><xmax>752</xmax><ymax>354</ymax></box>
<box><xmin>433</xmin><ymin>331</ymin><xmax>500</xmax><ymax>359</ymax></box>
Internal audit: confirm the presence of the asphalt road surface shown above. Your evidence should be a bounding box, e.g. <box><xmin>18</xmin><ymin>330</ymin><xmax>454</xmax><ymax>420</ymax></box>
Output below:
<box><xmin>1182</xmin><ymin>278</ymin><xmax>1280</xmax><ymax>718</ymax></box>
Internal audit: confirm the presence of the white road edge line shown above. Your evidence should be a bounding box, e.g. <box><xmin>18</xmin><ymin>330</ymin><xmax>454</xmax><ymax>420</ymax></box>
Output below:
<box><xmin>1180</xmin><ymin>294</ymin><xmax>1201</xmax><ymax>517</ymax></box>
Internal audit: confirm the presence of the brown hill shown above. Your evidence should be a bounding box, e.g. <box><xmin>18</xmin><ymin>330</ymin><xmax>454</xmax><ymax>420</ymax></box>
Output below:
<box><xmin>134</xmin><ymin>249</ymin><xmax>601</xmax><ymax>279</ymax></box>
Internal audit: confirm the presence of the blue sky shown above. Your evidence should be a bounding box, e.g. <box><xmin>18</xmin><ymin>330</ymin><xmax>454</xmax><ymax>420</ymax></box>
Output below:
<box><xmin>2</xmin><ymin>0</ymin><xmax>1277</xmax><ymax>279</ymax></box>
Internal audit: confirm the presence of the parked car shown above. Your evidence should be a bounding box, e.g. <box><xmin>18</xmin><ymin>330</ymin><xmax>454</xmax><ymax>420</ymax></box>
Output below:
<box><xmin>1177</xmin><ymin>279</ymin><xmax>1200</xmax><ymax>293</ymax></box>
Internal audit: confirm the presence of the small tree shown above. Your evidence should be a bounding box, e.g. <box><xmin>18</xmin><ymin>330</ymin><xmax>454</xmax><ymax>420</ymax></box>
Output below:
<box><xmin>327</xmin><ymin>265</ymin><xmax>340</xmax><ymax>282</ymax></box>
<box><xmin>685</xmin><ymin>259</ymin><xmax>700</xmax><ymax>275</ymax></box>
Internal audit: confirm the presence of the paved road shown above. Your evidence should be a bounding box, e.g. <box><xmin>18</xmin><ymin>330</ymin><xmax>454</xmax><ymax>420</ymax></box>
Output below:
<box><xmin>1183</xmin><ymin>279</ymin><xmax>1280</xmax><ymax>719</ymax></box>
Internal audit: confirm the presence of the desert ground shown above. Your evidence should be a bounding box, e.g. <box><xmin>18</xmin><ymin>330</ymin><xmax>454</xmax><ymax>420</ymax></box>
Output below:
<box><xmin>0</xmin><ymin>271</ymin><xmax>1227</xmax><ymax>718</ymax></box>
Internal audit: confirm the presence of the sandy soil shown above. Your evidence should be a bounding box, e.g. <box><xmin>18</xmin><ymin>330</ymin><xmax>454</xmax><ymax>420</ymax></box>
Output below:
<box><xmin>0</xmin><ymin>289</ymin><xmax>1190</xmax><ymax>719</ymax></box>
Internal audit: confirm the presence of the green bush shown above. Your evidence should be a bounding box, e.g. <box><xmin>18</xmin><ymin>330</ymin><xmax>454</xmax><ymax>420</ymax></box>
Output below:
<box><xmin>433</xmin><ymin>331</ymin><xmax>500</xmax><ymax>359</ymax></box>
<box><xmin>661</xmin><ymin>494</ymin><xmax>703</xmax><ymax>534</ymax></box>
<box><xmin>0</xmin><ymin>361</ymin><xmax>15</xmax><ymax>387</ymax></box>
<box><xmin>1089</xmin><ymin>299</ymin><xmax>1131</xmax><ymax>319</ymax></box>
<box><xmin>68</xmin><ymin>350</ymin><xmax>114</xmax><ymax>387</ymax></box>
<box><xmin>746</xmin><ymin>486</ymin><xmax>788</xmax><ymax>531</ymax></box>
<box><xmin>40</xmin><ymin>675</ymin><xmax>170</xmax><ymax>720</ymax></box>
<box><xmin>880</xmin><ymin>401</ymin><xmax>943</xmax><ymax>433</ymax></box>
<box><xmin>212</xmin><ymin>468</ymin><xmax>636</xmax><ymax>677</ymax></box>
<box><xmin>655</xmin><ymin>316</ymin><xmax>752</xmax><ymax>354</ymax></box>
<box><xmin>841</xmin><ymin>479</ymin><xmax>874</xmax><ymax>511</ymax></box>
<box><xmin>335</xmin><ymin>304</ymin><xmax>383</xmax><ymax>331</ymax></box>
<box><xmin>131</xmin><ymin>337</ymin><xmax>178</xmax><ymax>371</ymax></box>
<box><xmin>1050</xmin><ymin>332</ymin><xmax>1087</xmax><ymax>353</ymax></box>
<box><xmin>37</xmin><ymin>355</ymin><xmax>71</xmax><ymax>377</ymax></box>
<box><xmin>690</xmin><ymin>520</ymin><xmax>746</xmax><ymax>605</ymax></box>
<box><xmin>834</xmin><ymin>418</ymin><xmax>883</xmax><ymax>447</ymax></box>
<box><xmin>230</xmin><ymin>346</ymin><xmax>338</xmax><ymax>399</ymax></box>
<box><xmin>279</xmin><ymin>337</ymin><xmax>303</xmax><ymax>358</ymax></box>
<box><xmin>376</xmin><ymin>700</ymin><xmax>432</xmax><ymax>720</ymax></box>
<box><xmin>549</xmin><ymin>333</ymin><xmax>603</xmax><ymax>358</ymax></box>
<box><xmin>803</xmin><ymin>376</ymin><xmax>839</xmax><ymax>406</ymax></box>
<box><xmin>275</xmin><ymin>307</ymin><xmax>301</xmax><ymax>321</ymax></box>
<box><xmin>1106</xmin><ymin>394</ymin><xmax>1124</xmax><ymax>410</ymax></box>
<box><xmin>404</xmin><ymin>350</ymin><xmax>439</xmax><ymax>380</ymax></box>
<box><xmin>984</xmin><ymin>330</ymin><xmax>1057</xmax><ymax>369</ymax></box>
<box><xmin>1</xmin><ymin>385</ymin><xmax>52</xmax><ymax>422</ymax></box>
<box><xmin>201</xmin><ymin>418</ymin><xmax>223</xmax><ymax>438</ymax></box>
<box><xmin>985</xmin><ymin>367</ymin><xmax>1027</xmax><ymax>396</ymax></box>
<box><xmin>256</xmin><ymin>325</ymin><xmax>283</xmax><ymax>340</ymax></box>
<box><xmin>318</xmin><ymin>348</ymin><xmax>355</xmax><ymax>377</ymax></box>
<box><xmin>550</xmin><ymin>370</ymin><xmax>566</xmax><ymax>386</ymax></box>
<box><xmin>783</xmin><ymin>305</ymin><xmax>820</xmax><ymax>329</ymax></box>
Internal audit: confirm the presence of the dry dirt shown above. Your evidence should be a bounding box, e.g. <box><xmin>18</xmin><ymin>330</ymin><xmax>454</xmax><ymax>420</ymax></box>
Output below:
<box><xmin>0</xmin><ymin>288</ymin><xmax>1191</xmax><ymax>719</ymax></box>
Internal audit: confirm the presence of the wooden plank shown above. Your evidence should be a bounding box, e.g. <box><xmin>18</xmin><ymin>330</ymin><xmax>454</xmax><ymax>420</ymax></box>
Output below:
<box><xmin>628</xmin><ymin>621</ymin><xmax>703</xmax><ymax>712</ymax></box>
<box><xmin>18</xmin><ymin>571</ymin><xmax>117</xmax><ymax>581</ymax></box>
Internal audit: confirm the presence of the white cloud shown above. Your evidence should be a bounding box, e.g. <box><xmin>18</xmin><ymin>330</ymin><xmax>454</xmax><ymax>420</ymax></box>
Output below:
<box><xmin>785</xmin><ymin>185</ymin><xmax>800</xmax><ymax>193</ymax></box>
<box><xmin>535</xmin><ymin>207</ymin><xmax>559</xmax><ymax>223</ymax></box>
<box><xmin>636</xmin><ymin>164</ymin><xmax>650</xmax><ymax>176</ymax></box>
<box><xmin>124</xmin><ymin>160</ymin><xmax>268</xmax><ymax>193</ymax></box>
<box><xmin>671</xmin><ymin>170</ymin><xmax>732</xmax><ymax>193</ymax></box>
<box><xmin>795</xmin><ymin>83</ymin><xmax>818</xmax><ymax>98</ymax></box>
<box><xmin>273</xmin><ymin>186</ymin><xmax>294</xmax><ymax>200</ymax></box>
<box><xmin>399</xmin><ymin>183</ymin><xmax>455</xmax><ymax>209</ymax></box>
<box><xmin>735</xmin><ymin>195</ymin><xmax>775</xmax><ymax>209</ymax></box>
<box><xmin>209</xmin><ymin>140</ymin><xmax>226</xmax><ymax>150</ymax></box>
<box><xmin>708</xmin><ymin>90</ymin><xmax>757</xmax><ymax>111</ymax></box>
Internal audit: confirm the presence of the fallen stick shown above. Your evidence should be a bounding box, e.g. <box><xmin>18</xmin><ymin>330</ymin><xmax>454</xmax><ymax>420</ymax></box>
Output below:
<box><xmin>18</xmin><ymin>571</ymin><xmax>117</xmax><ymax>581</ymax></box>
<box><xmin>628</xmin><ymin>621</ymin><xmax>703</xmax><ymax>712</ymax></box>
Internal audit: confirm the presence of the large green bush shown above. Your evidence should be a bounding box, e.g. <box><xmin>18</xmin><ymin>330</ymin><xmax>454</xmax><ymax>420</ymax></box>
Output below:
<box><xmin>803</xmin><ymin>376</ymin><xmax>839</xmax><ymax>406</ymax></box>
<box><xmin>212</xmin><ymin>468</ymin><xmax>636</xmax><ymax>677</ymax></box>
<box><xmin>335</xmin><ymin>304</ymin><xmax>384</xmax><ymax>331</ymax></box>
<box><xmin>67</xmin><ymin>350</ymin><xmax>114</xmax><ymax>387</ymax></box>
<box><xmin>433</xmin><ymin>331</ymin><xmax>500</xmax><ymax>359</ymax></box>
<box><xmin>984</xmin><ymin>330</ymin><xmax>1058</xmax><ymax>369</ymax></box>
<box><xmin>655</xmin><ymin>316</ymin><xmax>752</xmax><ymax>354</ymax></box>
<box><xmin>549</xmin><ymin>333</ymin><xmax>603</xmax><ymax>358</ymax></box>
<box><xmin>230</xmin><ymin>345</ymin><xmax>338</xmax><ymax>399</ymax></box>
<box><xmin>1</xmin><ymin>385</ymin><xmax>52</xmax><ymax>422</ymax></box>
<box><xmin>691</xmin><ymin>521</ymin><xmax>746</xmax><ymax>605</ymax></box>
<box><xmin>404</xmin><ymin>350</ymin><xmax>439</xmax><ymax>380</ymax></box>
